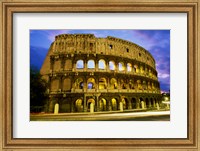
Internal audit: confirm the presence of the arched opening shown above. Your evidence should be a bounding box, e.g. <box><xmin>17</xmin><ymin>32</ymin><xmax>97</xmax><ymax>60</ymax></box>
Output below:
<box><xmin>99</xmin><ymin>78</ymin><xmax>107</xmax><ymax>89</ymax></box>
<box><xmin>75</xmin><ymin>78</ymin><xmax>84</xmax><ymax>89</ymax></box>
<box><xmin>134</xmin><ymin>64</ymin><xmax>139</xmax><ymax>73</ymax></box>
<box><xmin>140</xmin><ymin>98</ymin><xmax>145</xmax><ymax>109</ymax></box>
<box><xmin>137</xmin><ymin>80</ymin><xmax>142</xmax><ymax>90</ymax></box>
<box><xmin>51</xmin><ymin>79</ymin><xmax>59</xmax><ymax>91</ymax></box>
<box><xmin>99</xmin><ymin>98</ymin><xmax>107</xmax><ymax>111</ymax></box>
<box><xmin>76</xmin><ymin>60</ymin><xmax>84</xmax><ymax>69</ymax></box>
<box><xmin>151</xmin><ymin>98</ymin><xmax>154</xmax><ymax>107</ymax></box>
<box><xmin>87</xmin><ymin>98</ymin><xmax>95</xmax><ymax>112</ymax></box>
<box><xmin>63</xmin><ymin>78</ymin><xmax>71</xmax><ymax>91</ymax></box>
<box><xmin>121</xmin><ymin>79</ymin><xmax>127</xmax><ymax>89</ymax></box>
<box><xmin>87</xmin><ymin>60</ymin><xmax>95</xmax><ymax>69</ymax></box>
<box><xmin>140</xmin><ymin>65</ymin><xmax>144</xmax><ymax>74</ymax></box>
<box><xmin>131</xmin><ymin>98</ymin><xmax>137</xmax><ymax>109</ymax></box>
<box><xmin>87</xmin><ymin>78</ymin><xmax>95</xmax><ymax>89</ymax></box>
<box><xmin>129</xmin><ymin>80</ymin><xmax>134</xmax><ymax>89</ymax></box>
<box><xmin>118</xmin><ymin>62</ymin><xmax>125</xmax><ymax>71</ymax></box>
<box><xmin>143</xmin><ymin>81</ymin><xmax>147</xmax><ymax>90</ymax></box>
<box><xmin>75</xmin><ymin>99</ymin><xmax>83</xmax><ymax>112</ymax></box>
<box><xmin>111</xmin><ymin>98</ymin><xmax>118</xmax><ymax>111</ymax></box>
<box><xmin>127</xmin><ymin>63</ymin><xmax>132</xmax><ymax>72</ymax></box>
<box><xmin>98</xmin><ymin>59</ymin><xmax>106</xmax><ymax>70</ymax></box>
<box><xmin>146</xmin><ymin>98</ymin><xmax>149</xmax><ymax>108</ymax></box>
<box><xmin>110</xmin><ymin>78</ymin><xmax>118</xmax><ymax>89</ymax></box>
<box><xmin>122</xmin><ymin>98</ymin><xmax>129</xmax><ymax>110</ymax></box>
<box><xmin>109</xmin><ymin>61</ymin><xmax>115</xmax><ymax>70</ymax></box>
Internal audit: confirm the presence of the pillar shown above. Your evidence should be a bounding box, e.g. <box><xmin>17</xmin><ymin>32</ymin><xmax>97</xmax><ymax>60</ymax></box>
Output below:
<box><xmin>54</xmin><ymin>103</ymin><xmax>59</xmax><ymax>114</ymax></box>
<box><xmin>83</xmin><ymin>95</ymin><xmax>87</xmax><ymax>112</ymax></box>
<box><xmin>90</xmin><ymin>103</ymin><xmax>94</xmax><ymax>113</ymax></box>
<box><xmin>141</xmin><ymin>101</ymin><xmax>145</xmax><ymax>109</ymax></box>
<box><xmin>119</xmin><ymin>102</ymin><xmax>123</xmax><ymax>111</ymax></box>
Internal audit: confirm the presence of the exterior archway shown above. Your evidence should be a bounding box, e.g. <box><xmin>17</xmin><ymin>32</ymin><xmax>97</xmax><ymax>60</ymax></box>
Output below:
<box><xmin>111</xmin><ymin>98</ymin><xmax>118</xmax><ymax>111</ymax></box>
<box><xmin>75</xmin><ymin>78</ymin><xmax>84</xmax><ymax>89</ymax></box>
<box><xmin>87</xmin><ymin>78</ymin><xmax>95</xmax><ymax>89</ymax></box>
<box><xmin>76</xmin><ymin>60</ymin><xmax>84</xmax><ymax>69</ymax></box>
<box><xmin>87</xmin><ymin>98</ymin><xmax>95</xmax><ymax>112</ymax></box>
<box><xmin>110</xmin><ymin>78</ymin><xmax>118</xmax><ymax>89</ymax></box>
<box><xmin>131</xmin><ymin>98</ymin><xmax>137</xmax><ymax>109</ymax></box>
<box><xmin>127</xmin><ymin>63</ymin><xmax>132</xmax><ymax>72</ymax></box>
<box><xmin>99</xmin><ymin>78</ymin><xmax>107</xmax><ymax>89</ymax></box>
<box><xmin>87</xmin><ymin>60</ymin><xmax>95</xmax><ymax>69</ymax></box>
<box><xmin>98</xmin><ymin>59</ymin><xmax>106</xmax><ymax>69</ymax></box>
<box><xmin>99</xmin><ymin>98</ymin><xmax>107</xmax><ymax>111</ymax></box>
<box><xmin>118</xmin><ymin>62</ymin><xmax>125</xmax><ymax>71</ymax></box>
<box><xmin>75</xmin><ymin>99</ymin><xmax>83</xmax><ymax>112</ymax></box>
<box><xmin>122</xmin><ymin>98</ymin><xmax>129</xmax><ymax>110</ymax></box>
<box><xmin>109</xmin><ymin>61</ymin><xmax>115</xmax><ymax>70</ymax></box>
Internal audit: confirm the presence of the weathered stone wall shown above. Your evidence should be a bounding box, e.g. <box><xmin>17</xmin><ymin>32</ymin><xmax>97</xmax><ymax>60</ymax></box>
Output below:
<box><xmin>40</xmin><ymin>34</ymin><xmax>162</xmax><ymax>113</ymax></box>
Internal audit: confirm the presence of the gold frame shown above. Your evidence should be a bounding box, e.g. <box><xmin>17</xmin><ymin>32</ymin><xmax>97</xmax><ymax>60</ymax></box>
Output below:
<box><xmin>0</xmin><ymin>0</ymin><xmax>199</xmax><ymax>150</ymax></box>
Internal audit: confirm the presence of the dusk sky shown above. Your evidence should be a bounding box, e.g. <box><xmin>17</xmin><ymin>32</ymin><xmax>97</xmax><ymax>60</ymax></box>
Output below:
<box><xmin>30</xmin><ymin>30</ymin><xmax>170</xmax><ymax>93</ymax></box>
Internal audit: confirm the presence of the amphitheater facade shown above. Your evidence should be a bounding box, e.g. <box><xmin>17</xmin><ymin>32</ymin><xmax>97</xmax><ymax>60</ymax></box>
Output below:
<box><xmin>40</xmin><ymin>34</ymin><xmax>162</xmax><ymax>113</ymax></box>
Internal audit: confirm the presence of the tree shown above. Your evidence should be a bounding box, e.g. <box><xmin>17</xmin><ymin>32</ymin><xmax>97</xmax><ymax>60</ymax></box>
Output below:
<box><xmin>30</xmin><ymin>66</ymin><xmax>48</xmax><ymax>112</ymax></box>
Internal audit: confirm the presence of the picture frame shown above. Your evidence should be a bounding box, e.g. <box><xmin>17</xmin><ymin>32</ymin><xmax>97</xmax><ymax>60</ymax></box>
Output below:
<box><xmin>0</xmin><ymin>0</ymin><xmax>199</xmax><ymax>150</ymax></box>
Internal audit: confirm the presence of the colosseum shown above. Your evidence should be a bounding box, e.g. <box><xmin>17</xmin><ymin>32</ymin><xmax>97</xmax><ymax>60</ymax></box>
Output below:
<box><xmin>40</xmin><ymin>34</ymin><xmax>162</xmax><ymax>113</ymax></box>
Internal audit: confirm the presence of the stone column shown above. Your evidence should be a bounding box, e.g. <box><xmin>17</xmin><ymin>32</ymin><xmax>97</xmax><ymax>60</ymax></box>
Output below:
<box><xmin>84</xmin><ymin>60</ymin><xmax>87</xmax><ymax>71</ymax></box>
<box><xmin>141</xmin><ymin>101</ymin><xmax>145</xmax><ymax>109</ymax></box>
<box><xmin>90</xmin><ymin>103</ymin><xmax>94</xmax><ymax>113</ymax></box>
<box><xmin>149</xmin><ymin>100</ymin><xmax>152</xmax><ymax>108</ymax></box>
<box><xmin>95</xmin><ymin>60</ymin><xmax>98</xmax><ymax>71</ymax></box>
<box><xmin>54</xmin><ymin>103</ymin><xmax>59</xmax><ymax>114</ymax></box>
<box><xmin>96</xmin><ymin>95</ymin><xmax>100</xmax><ymax>112</ymax></box>
<box><xmin>119</xmin><ymin>102</ymin><xmax>123</xmax><ymax>111</ymax></box>
<box><xmin>83</xmin><ymin>95</ymin><xmax>87</xmax><ymax>112</ymax></box>
<box><xmin>71</xmin><ymin>101</ymin><xmax>74</xmax><ymax>113</ymax></box>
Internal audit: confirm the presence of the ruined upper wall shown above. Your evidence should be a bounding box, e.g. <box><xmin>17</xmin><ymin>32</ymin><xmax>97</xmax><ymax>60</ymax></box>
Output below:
<box><xmin>50</xmin><ymin>34</ymin><xmax>156</xmax><ymax>69</ymax></box>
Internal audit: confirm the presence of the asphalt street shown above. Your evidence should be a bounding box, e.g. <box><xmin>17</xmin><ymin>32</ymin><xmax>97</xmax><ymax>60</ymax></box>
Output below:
<box><xmin>30</xmin><ymin>111</ymin><xmax>170</xmax><ymax>121</ymax></box>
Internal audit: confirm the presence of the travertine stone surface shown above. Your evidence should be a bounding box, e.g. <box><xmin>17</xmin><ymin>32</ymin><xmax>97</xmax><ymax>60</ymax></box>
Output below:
<box><xmin>40</xmin><ymin>34</ymin><xmax>162</xmax><ymax>113</ymax></box>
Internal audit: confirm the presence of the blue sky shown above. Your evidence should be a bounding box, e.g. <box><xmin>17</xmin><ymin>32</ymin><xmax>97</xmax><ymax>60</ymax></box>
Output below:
<box><xmin>30</xmin><ymin>30</ymin><xmax>170</xmax><ymax>93</ymax></box>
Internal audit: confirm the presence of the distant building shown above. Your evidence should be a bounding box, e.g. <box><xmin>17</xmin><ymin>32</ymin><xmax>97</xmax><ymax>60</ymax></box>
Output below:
<box><xmin>40</xmin><ymin>34</ymin><xmax>162</xmax><ymax>113</ymax></box>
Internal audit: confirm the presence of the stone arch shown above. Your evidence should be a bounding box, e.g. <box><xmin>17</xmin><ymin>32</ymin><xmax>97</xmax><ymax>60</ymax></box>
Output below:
<box><xmin>53</xmin><ymin>59</ymin><xmax>61</xmax><ymax>71</ymax></box>
<box><xmin>75</xmin><ymin>99</ymin><xmax>83</xmax><ymax>112</ymax></box>
<box><xmin>118</xmin><ymin>62</ymin><xmax>125</xmax><ymax>71</ymax></box>
<box><xmin>74</xmin><ymin>78</ymin><xmax>84</xmax><ymax>89</ymax></box>
<box><xmin>99</xmin><ymin>77</ymin><xmax>107</xmax><ymax>89</ymax></box>
<box><xmin>134</xmin><ymin>64</ymin><xmax>139</xmax><ymax>73</ymax></box>
<box><xmin>99</xmin><ymin>98</ymin><xmax>107</xmax><ymax>111</ymax></box>
<box><xmin>109</xmin><ymin>61</ymin><xmax>115</xmax><ymax>70</ymax></box>
<box><xmin>127</xmin><ymin>63</ymin><xmax>132</xmax><ymax>72</ymax></box>
<box><xmin>137</xmin><ymin>80</ymin><xmax>142</xmax><ymax>90</ymax></box>
<box><xmin>110</xmin><ymin>78</ymin><xmax>118</xmax><ymax>89</ymax></box>
<box><xmin>87</xmin><ymin>98</ymin><xmax>95</xmax><ymax>112</ymax></box>
<box><xmin>76</xmin><ymin>60</ymin><xmax>84</xmax><ymax>69</ymax></box>
<box><xmin>131</xmin><ymin>98</ymin><xmax>137</xmax><ymax>109</ymax></box>
<box><xmin>111</xmin><ymin>98</ymin><xmax>119</xmax><ymax>111</ymax></box>
<box><xmin>140</xmin><ymin>65</ymin><xmax>144</xmax><ymax>74</ymax></box>
<box><xmin>120</xmin><ymin>79</ymin><xmax>127</xmax><ymax>89</ymax></box>
<box><xmin>98</xmin><ymin>59</ymin><xmax>106</xmax><ymax>70</ymax></box>
<box><xmin>146</xmin><ymin>98</ymin><xmax>149</xmax><ymax>108</ymax></box>
<box><xmin>122</xmin><ymin>98</ymin><xmax>129</xmax><ymax>110</ymax></box>
<box><xmin>64</xmin><ymin>59</ymin><xmax>72</xmax><ymax>70</ymax></box>
<box><xmin>139</xmin><ymin>97</ymin><xmax>145</xmax><ymax>109</ymax></box>
<box><xmin>87</xmin><ymin>59</ymin><xmax>95</xmax><ymax>69</ymax></box>
<box><xmin>51</xmin><ymin>79</ymin><xmax>59</xmax><ymax>91</ymax></box>
<box><xmin>63</xmin><ymin>78</ymin><xmax>71</xmax><ymax>91</ymax></box>
<box><xmin>87</xmin><ymin>77</ymin><xmax>96</xmax><ymax>89</ymax></box>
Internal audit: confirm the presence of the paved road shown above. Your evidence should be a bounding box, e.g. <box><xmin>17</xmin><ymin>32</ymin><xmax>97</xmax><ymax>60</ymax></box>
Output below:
<box><xmin>30</xmin><ymin>111</ymin><xmax>170</xmax><ymax>121</ymax></box>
